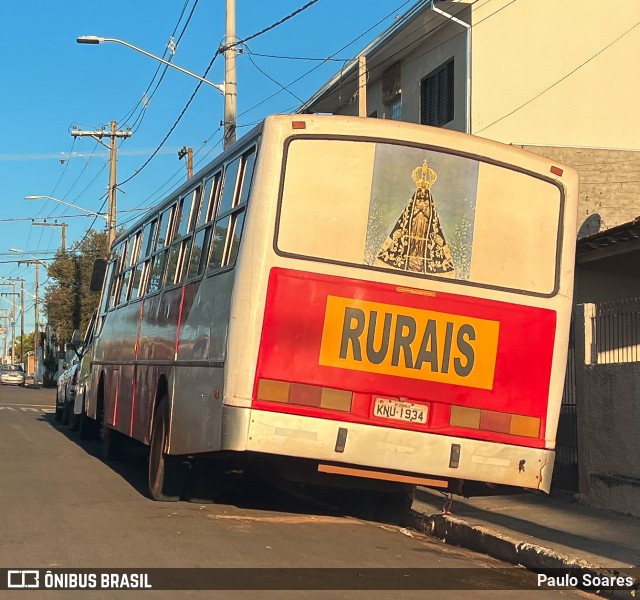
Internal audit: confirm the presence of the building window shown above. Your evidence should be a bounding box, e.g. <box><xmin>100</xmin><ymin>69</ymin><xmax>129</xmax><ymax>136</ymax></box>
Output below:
<box><xmin>421</xmin><ymin>59</ymin><xmax>454</xmax><ymax>127</ymax></box>
<box><xmin>388</xmin><ymin>98</ymin><xmax>402</xmax><ymax>121</ymax></box>
<box><xmin>382</xmin><ymin>61</ymin><xmax>402</xmax><ymax>121</ymax></box>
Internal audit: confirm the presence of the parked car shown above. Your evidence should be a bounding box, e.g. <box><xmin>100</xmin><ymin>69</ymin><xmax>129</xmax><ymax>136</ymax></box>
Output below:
<box><xmin>0</xmin><ymin>364</ymin><xmax>25</xmax><ymax>386</ymax></box>
<box><xmin>55</xmin><ymin>361</ymin><xmax>79</xmax><ymax>424</ymax></box>
<box><xmin>71</xmin><ymin>312</ymin><xmax>98</xmax><ymax>436</ymax></box>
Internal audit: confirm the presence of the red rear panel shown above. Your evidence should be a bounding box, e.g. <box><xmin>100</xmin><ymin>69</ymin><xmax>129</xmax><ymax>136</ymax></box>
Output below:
<box><xmin>253</xmin><ymin>268</ymin><xmax>556</xmax><ymax>448</ymax></box>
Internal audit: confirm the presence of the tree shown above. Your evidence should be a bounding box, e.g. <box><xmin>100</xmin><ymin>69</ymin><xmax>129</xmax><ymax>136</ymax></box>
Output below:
<box><xmin>13</xmin><ymin>332</ymin><xmax>34</xmax><ymax>364</ymax></box>
<box><xmin>44</xmin><ymin>230</ymin><xmax>109</xmax><ymax>344</ymax></box>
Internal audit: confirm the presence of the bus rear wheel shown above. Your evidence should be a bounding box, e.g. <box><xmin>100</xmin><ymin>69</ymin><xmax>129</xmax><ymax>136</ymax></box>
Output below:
<box><xmin>148</xmin><ymin>397</ymin><xmax>185</xmax><ymax>502</ymax></box>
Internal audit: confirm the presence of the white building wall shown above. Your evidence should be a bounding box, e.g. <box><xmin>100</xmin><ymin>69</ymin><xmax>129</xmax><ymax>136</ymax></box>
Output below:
<box><xmin>470</xmin><ymin>0</ymin><xmax>640</xmax><ymax>148</ymax></box>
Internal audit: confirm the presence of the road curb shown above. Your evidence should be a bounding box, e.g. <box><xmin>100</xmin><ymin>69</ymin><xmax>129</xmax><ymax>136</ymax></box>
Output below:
<box><xmin>408</xmin><ymin>509</ymin><xmax>636</xmax><ymax>600</ymax></box>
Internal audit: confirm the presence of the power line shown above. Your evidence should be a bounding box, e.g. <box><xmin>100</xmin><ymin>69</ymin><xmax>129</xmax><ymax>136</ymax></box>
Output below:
<box><xmin>248</xmin><ymin>51</ymin><xmax>351</xmax><ymax>62</ymax></box>
<box><xmin>222</xmin><ymin>0</ymin><xmax>321</xmax><ymax>51</ymax></box>
<box><xmin>236</xmin><ymin>0</ymin><xmax>415</xmax><ymax>121</ymax></box>
<box><xmin>117</xmin><ymin>49</ymin><xmax>222</xmax><ymax>187</ymax></box>
<box><xmin>120</xmin><ymin>0</ymin><xmax>201</xmax><ymax>129</ymax></box>
<box><xmin>476</xmin><ymin>18</ymin><xmax>640</xmax><ymax>134</ymax></box>
<box><xmin>244</xmin><ymin>46</ymin><xmax>305</xmax><ymax>104</ymax></box>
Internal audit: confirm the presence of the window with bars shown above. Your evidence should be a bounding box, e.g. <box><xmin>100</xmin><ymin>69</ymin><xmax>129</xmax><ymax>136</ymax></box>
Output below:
<box><xmin>421</xmin><ymin>59</ymin><xmax>454</xmax><ymax>127</ymax></box>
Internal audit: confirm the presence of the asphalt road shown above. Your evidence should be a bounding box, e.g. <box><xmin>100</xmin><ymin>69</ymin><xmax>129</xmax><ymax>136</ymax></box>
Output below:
<box><xmin>0</xmin><ymin>384</ymin><xmax>592</xmax><ymax>600</ymax></box>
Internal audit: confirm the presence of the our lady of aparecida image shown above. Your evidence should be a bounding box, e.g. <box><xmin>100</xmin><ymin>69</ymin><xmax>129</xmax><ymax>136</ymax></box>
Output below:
<box><xmin>376</xmin><ymin>159</ymin><xmax>456</xmax><ymax>277</ymax></box>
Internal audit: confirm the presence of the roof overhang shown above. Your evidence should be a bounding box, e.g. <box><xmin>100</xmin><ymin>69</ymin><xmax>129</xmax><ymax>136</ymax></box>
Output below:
<box><xmin>576</xmin><ymin>217</ymin><xmax>640</xmax><ymax>264</ymax></box>
<box><xmin>297</xmin><ymin>0</ymin><xmax>465</xmax><ymax>114</ymax></box>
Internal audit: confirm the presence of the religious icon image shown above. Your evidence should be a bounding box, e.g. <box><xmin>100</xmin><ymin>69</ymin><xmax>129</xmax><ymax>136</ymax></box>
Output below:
<box><xmin>376</xmin><ymin>159</ymin><xmax>456</xmax><ymax>276</ymax></box>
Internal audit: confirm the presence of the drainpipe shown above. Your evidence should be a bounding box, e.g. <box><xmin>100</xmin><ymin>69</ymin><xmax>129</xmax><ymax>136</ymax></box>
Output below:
<box><xmin>431</xmin><ymin>1</ymin><xmax>471</xmax><ymax>134</ymax></box>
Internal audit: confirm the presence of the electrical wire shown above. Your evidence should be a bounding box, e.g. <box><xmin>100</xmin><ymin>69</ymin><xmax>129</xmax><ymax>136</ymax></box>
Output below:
<box><xmin>119</xmin><ymin>0</ymin><xmax>201</xmax><ymax>130</ymax></box>
<box><xmin>222</xmin><ymin>0</ymin><xmax>321</xmax><ymax>51</ymax></box>
<box><xmin>244</xmin><ymin>45</ymin><xmax>305</xmax><ymax>104</ymax></box>
<box><xmin>248</xmin><ymin>51</ymin><xmax>351</xmax><ymax>62</ymax></box>
<box><xmin>476</xmin><ymin>18</ymin><xmax>640</xmax><ymax>134</ymax></box>
<box><xmin>235</xmin><ymin>0</ymin><xmax>415</xmax><ymax>121</ymax></box>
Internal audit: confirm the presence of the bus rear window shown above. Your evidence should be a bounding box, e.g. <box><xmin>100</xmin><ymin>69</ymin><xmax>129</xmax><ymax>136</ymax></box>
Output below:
<box><xmin>277</xmin><ymin>139</ymin><xmax>562</xmax><ymax>295</ymax></box>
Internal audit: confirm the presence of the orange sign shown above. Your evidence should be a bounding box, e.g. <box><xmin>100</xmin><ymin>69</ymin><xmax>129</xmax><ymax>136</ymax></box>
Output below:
<box><xmin>319</xmin><ymin>296</ymin><xmax>500</xmax><ymax>390</ymax></box>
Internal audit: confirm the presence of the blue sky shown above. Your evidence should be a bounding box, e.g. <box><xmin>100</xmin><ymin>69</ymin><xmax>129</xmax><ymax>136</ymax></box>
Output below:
<box><xmin>0</xmin><ymin>0</ymin><xmax>415</xmax><ymax>332</ymax></box>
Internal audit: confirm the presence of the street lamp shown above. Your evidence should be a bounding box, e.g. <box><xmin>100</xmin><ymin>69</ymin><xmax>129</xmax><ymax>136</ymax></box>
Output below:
<box><xmin>77</xmin><ymin>36</ymin><xmax>225</xmax><ymax>94</ymax></box>
<box><xmin>25</xmin><ymin>195</ymin><xmax>111</xmax><ymax>245</ymax></box>
<box><xmin>76</xmin><ymin>28</ymin><xmax>237</xmax><ymax>148</ymax></box>
<box><xmin>25</xmin><ymin>195</ymin><xmax>108</xmax><ymax>222</ymax></box>
<box><xmin>10</xmin><ymin>249</ymin><xmax>48</xmax><ymax>385</ymax></box>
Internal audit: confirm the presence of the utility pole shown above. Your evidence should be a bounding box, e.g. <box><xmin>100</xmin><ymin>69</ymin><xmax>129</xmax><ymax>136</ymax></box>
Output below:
<box><xmin>223</xmin><ymin>0</ymin><xmax>237</xmax><ymax>149</ymax></box>
<box><xmin>0</xmin><ymin>310</ymin><xmax>6</xmax><ymax>363</ymax></box>
<box><xmin>358</xmin><ymin>55</ymin><xmax>367</xmax><ymax>117</ymax></box>
<box><xmin>178</xmin><ymin>146</ymin><xmax>194</xmax><ymax>179</ymax></box>
<box><xmin>18</xmin><ymin>261</ymin><xmax>41</xmax><ymax>382</ymax></box>
<box><xmin>31</xmin><ymin>220</ymin><xmax>67</xmax><ymax>252</ymax></box>
<box><xmin>0</xmin><ymin>292</ymin><xmax>18</xmax><ymax>364</ymax></box>
<box><xmin>1</xmin><ymin>277</ymin><xmax>24</xmax><ymax>364</ymax></box>
<box><xmin>71</xmin><ymin>120</ymin><xmax>132</xmax><ymax>246</ymax></box>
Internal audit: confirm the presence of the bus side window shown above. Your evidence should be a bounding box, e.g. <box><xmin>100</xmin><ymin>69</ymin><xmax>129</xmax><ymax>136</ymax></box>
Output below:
<box><xmin>129</xmin><ymin>260</ymin><xmax>146</xmax><ymax>300</ymax></box>
<box><xmin>147</xmin><ymin>250</ymin><xmax>168</xmax><ymax>294</ymax></box>
<box><xmin>176</xmin><ymin>187</ymin><xmax>200</xmax><ymax>238</ymax></box>
<box><xmin>119</xmin><ymin>269</ymin><xmax>132</xmax><ymax>305</ymax></box>
<box><xmin>156</xmin><ymin>205</ymin><xmax>175</xmax><ymax>249</ymax></box>
<box><xmin>164</xmin><ymin>241</ymin><xmax>182</xmax><ymax>287</ymax></box>
<box><xmin>109</xmin><ymin>241</ymin><xmax>127</xmax><ymax>308</ymax></box>
<box><xmin>95</xmin><ymin>260</ymin><xmax>115</xmax><ymax>336</ymax></box>
<box><xmin>140</xmin><ymin>219</ymin><xmax>158</xmax><ymax>259</ymax></box>
<box><xmin>197</xmin><ymin>172</ymin><xmax>221</xmax><ymax>229</ymax></box>
<box><xmin>187</xmin><ymin>226</ymin><xmax>212</xmax><ymax>279</ymax></box>
<box><xmin>207</xmin><ymin>147</ymin><xmax>256</xmax><ymax>272</ymax></box>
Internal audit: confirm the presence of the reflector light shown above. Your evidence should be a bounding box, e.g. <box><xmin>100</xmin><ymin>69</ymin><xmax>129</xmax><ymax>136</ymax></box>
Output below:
<box><xmin>257</xmin><ymin>379</ymin><xmax>352</xmax><ymax>412</ymax></box>
<box><xmin>450</xmin><ymin>406</ymin><xmax>540</xmax><ymax>438</ymax></box>
<box><xmin>292</xmin><ymin>121</ymin><xmax>307</xmax><ymax>129</ymax></box>
<box><xmin>550</xmin><ymin>166</ymin><xmax>563</xmax><ymax>176</ymax></box>
<box><xmin>289</xmin><ymin>383</ymin><xmax>322</xmax><ymax>407</ymax></box>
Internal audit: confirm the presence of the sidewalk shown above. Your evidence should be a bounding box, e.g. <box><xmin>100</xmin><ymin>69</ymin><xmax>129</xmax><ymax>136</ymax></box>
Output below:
<box><xmin>409</xmin><ymin>487</ymin><xmax>639</xmax><ymax>598</ymax></box>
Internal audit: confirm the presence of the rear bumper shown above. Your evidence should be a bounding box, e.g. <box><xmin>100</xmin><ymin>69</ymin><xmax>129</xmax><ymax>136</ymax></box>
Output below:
<box><xmin>222</xmin><ymin>406</ymin><xmax>555</xmax><ymax>492</ymax></box>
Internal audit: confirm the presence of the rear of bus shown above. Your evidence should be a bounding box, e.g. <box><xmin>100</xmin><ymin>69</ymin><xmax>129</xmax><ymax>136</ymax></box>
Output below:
<box><xmin>224</xmin><ymin>114</ymin><xmax>578</xmax><ymax>496</ymax></box>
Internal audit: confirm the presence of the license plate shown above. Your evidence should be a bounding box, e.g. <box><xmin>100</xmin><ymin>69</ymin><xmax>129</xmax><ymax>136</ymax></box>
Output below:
<box><xmin>373</xmin><ymin>398</ymin><xmax>427</xmax><ymax>424</ymax></box>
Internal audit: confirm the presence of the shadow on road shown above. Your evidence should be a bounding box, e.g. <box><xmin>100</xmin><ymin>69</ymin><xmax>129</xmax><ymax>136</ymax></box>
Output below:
<box><xmin>38</xmin><ymin>411</ymin><xmax>405</xmax><ymax>526</ymax></box>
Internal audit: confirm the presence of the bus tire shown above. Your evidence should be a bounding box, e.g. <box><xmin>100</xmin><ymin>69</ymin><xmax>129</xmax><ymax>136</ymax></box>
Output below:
<box><xmin>367</xmin><ymin>484</ymin><xmax>415</xmax><ymax>525</ymax></box>
<box><xmin>79</xmin><ymin>409</ymin><xmax>98</xmax><ymax>440</ymax></box>
<box><xmin>148</xmin><ymin>397</ymin><xmax>185</xmax><ymax>502</ymax></box>
<box><xmin>62</xmin><ymin>400</ymin><xmax>72</xmax><ymax>426</ymax></box>
<box><xmin>102</xmin><ymin>424</ymin><xmax>125</xmax><ymax>461</ymax></box>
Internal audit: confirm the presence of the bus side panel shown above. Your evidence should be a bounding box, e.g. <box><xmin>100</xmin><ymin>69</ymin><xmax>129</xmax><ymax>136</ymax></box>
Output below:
<box><xmin>95</xmin><ymin>302</ymin><xmax>141</xmax><ymax>433</ymax></box>
<box><xmin>170</xmin><ymin>272</ymin><xmax>235</xmax><ymax>454</ymax></box>
<box><xmin>132</xmin><ymin>291</ymin><xmax>177</xmax><ymax>444</ymax></box>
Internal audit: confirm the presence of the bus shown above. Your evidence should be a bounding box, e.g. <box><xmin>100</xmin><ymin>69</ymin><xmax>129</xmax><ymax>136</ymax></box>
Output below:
<box><xmin>81</xmin><ymin>114</ymin><xmax>578</xmax><ymax>513</ymax></box>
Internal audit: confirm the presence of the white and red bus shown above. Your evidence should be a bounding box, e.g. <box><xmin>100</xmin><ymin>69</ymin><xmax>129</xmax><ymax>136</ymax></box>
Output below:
<box><xmin>83</xmin><ymin>115</ymin><xmax>577</xmax><ymax>511</ymax></box>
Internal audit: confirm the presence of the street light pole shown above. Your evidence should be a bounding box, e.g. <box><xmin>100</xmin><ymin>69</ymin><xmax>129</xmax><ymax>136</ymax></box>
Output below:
<box><xmin>224</xmin><ymin>0</ymin><xmax>237</xmax><ymax>149</ymax></box>
<box><xmin>25</xmin><ymin>196</ymin><xmax>109</xmax><ymax>246</ymax></box>
<box><xmin>76</xmin><ymin>36</ymin><xmax>225</xmax><ymax>94</ymax></box>
<box><xmin>11</xmin><ymin>251</ymin><xmax>47</xmax><ymax>384</ymax></box>
<box><xmin>1</xmin><ymin>278</ymin><xmax>25</xmax><ymax>364</ymax></box>
<box><xmin>15</xmin><ymin>261</ymin><xmax>40</xmax><ymax>381</ymax></box>
<box><xmin>77</xmin><ymin>29</ymin><xmax>235</xmax><ymax>147</ymax></box>
<box><xmin>0</xmin><ymin>286</ymin><xmax>18</xmax><ymax>364</ymax></box>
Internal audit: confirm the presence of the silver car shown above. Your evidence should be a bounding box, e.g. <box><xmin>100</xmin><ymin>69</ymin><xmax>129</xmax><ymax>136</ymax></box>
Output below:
<box><xmin>0</xmin><ymin>364</ymin><xmax>25</xmax><ymax>386</ymax></box>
